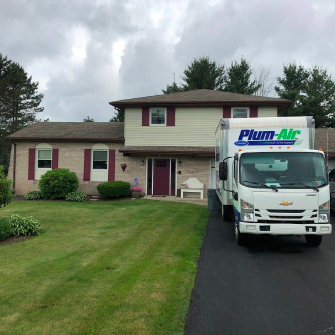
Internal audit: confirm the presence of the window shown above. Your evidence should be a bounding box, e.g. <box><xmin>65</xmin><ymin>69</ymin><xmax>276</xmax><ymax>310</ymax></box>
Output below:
<box><xmin>92</xmin><ymin>150</ymin><xmax>108</xmax><ymax>169</ymax></box>
<box><xmin>232</xmin><ymin>108</ymin><xmax>249</xmax><ymax>118</ymax></box>
<box><xmin>150</xmin><ymin>108</ymin><xmax>166</xmax><ymax>125</ymax></box>
<box><xmin>37</xmin><ymin>149</ymin><xmax>52</xmax><ymax>169</ymax></box>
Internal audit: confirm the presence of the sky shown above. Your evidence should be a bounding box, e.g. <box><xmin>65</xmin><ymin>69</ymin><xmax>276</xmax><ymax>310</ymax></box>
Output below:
<box><xmin>1</xmin><ymin>0</ymin><xmax>335</xmax><ymax>122</ymax></box>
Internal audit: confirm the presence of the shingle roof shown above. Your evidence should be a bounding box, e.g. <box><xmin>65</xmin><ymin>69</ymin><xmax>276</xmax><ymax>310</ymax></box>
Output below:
<box><xmin>110</xmin><ymin>89</ymin><xmax>292</xmax><ymax>109</ymax></box>
<box><xmin>7</xmin><ymin>122</ymin><xmax>124</xmax><ymax>142</ymax></box>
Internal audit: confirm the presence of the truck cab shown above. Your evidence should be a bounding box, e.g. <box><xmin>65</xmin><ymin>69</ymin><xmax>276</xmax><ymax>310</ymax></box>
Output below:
<box><xmin>227</xmin><ymin>149</ymin><xmax>331</xmax><ymax>246</ymax></box>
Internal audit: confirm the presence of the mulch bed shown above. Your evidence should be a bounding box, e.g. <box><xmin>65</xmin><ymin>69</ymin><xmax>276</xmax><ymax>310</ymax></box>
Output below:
<box><xmin>0</xmin><ymin>236</ymin><xmax>32</xmax><ymax>246</ymax></box>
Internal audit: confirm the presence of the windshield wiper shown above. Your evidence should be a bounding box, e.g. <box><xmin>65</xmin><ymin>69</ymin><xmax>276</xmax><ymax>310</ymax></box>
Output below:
<box><xmin>242</xmin><ymin>180</ymin><xmax>278</xmax><ymax>192</ymax></box>
<box><xmin>280</xmin><ymin>182</ymin><xmax>319</xmax><ymax>192</ymax></box>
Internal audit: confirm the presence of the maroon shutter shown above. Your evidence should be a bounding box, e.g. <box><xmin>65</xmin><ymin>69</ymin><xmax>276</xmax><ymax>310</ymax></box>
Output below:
<box><xmin>167</xmin><ymin>107</ymin><xmax>175</xmax><ymax>126</ymax></box>
<box><xmin>83</xmin><ymin>149</ymin><xmax>91</xmax><ymax>181</ymax></box>
<box><xmin>250</xmin><ymin>107</ymin><xmax>258</xmax><ymax>118</ymax></box>
<box><xmin>28</xmin><ymin>149</ymin><xmax>35</xmax><ymax>180</ymax></box>
<box><xmin>108</xmin><ymin>150</ymin><xmax>115</xmax><ymax>181</ymax></box>
<box><xmin>223</xmin><ymin>107</ymin><xmax>231</xmax><ymax>118</ymax></box>
<box><xmin>142</xmin><ymin>107</ymin><xmax>149</xmax><ymax>126</ymax></box>
<box><xmin>52</xmin><ymin>149</ymin><xmax>59</xmax><ymax>170</ymax></box>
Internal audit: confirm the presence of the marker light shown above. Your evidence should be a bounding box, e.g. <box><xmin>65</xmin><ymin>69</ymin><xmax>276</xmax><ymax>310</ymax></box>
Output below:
<box><xmin>278</xmin><ymin>146</ymin><xmax>282</xmax><ymax>149</ymax></box>
<box><xmin>270</xmin><ymin>146</ymin><xmax>273</xmax><ymax>149</ymax></box>
<box><xmin>287</xmin><ymin>146</ymin><xmax>290</xmax><ymax>149</ymax></box>
<box><xmin>239</xmin><ymin>149</ymin><xmax>242</xmax><ymax>152</ymax></box>
<box><xmin>319</xmin><ymin>148</ymin><xmax>323</xmax><ymax>151</ymax></box>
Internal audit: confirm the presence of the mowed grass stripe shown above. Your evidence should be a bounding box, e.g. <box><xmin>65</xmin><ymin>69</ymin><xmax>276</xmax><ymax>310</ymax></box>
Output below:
<box><xmin>0</xmin><ymin>200</ymin><xmax>208</xmax><ymax>335</ymax></box>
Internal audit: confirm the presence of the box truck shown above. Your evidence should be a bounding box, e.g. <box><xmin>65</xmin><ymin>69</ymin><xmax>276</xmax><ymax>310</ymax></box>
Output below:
<box><xmin>215</xmin><ymin>116</ymin><xmax>332</xmax><ymax>246</ymax></box>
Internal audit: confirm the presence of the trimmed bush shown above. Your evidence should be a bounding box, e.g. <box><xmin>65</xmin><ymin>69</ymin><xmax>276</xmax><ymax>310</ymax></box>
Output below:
<box><xmin>0</xmin><ymin>217</ymin><xmax>12</xmax><ymax>241</ymax></box>
<box><xmin>6</xmin><ymin>214</ymin><xmax>42</xmax><ymax>236</ymax></box>
<box><xmin>24</xmin><ymin>190</ymin><xmax>42</xmax><ymax>200</ymax></box>
<box><xmin>0</xmin><ymin>165</ymin><xmax>13</xmax><ymax>208</ymax></box>
<box><xmin>97</xmin><ymin>181</ymin><xmax>131</xmax><ymax>199</ymax></box>
<box><xmin>39</xmin><ymin>168</ymin><xmax>79</xmax><ymax>199</ymax></box>
<box><xmin>66</xmin><ymin>191</ymin><xmax>88</xmax><ymax>202</ymax></box>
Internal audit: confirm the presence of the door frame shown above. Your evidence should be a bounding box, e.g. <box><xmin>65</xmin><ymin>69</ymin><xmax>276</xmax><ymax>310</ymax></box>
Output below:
<box><xmin>146</xmin><ymin>157</ymin><xmax>177</xmax><ymax>196</ymax></box>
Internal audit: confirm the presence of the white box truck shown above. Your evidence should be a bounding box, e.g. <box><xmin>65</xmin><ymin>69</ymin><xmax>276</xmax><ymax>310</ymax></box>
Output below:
<box><xmin>215</xmin><ymin>116</ymin><xmax>332</xmax><ymax>246</ymax></box>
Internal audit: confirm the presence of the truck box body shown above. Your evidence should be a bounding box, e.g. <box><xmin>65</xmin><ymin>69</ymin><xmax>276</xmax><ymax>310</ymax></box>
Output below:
<box><xmin>215</xmin><ymin>116</ymin><xmax>331</xmax><ymax>245</ymax></box>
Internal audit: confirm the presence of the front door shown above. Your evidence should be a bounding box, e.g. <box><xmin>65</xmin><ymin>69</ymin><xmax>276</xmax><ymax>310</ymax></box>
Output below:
<box><xmin>153</xmin><ymin>159</ymin><xmax>170</xmax><ymax>195</ymax></box>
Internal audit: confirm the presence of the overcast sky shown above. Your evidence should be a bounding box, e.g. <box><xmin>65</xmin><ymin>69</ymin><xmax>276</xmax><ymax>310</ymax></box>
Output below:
<box><xmin>1</xmin><ymin>0</ymin><xmax>335</xmax><ymax>122</ymax></box>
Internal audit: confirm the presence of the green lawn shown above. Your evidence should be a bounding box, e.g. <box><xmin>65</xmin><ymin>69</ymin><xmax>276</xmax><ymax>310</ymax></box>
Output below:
<box><xmin>0</xmin><ymin>199</ymin><xmax>208</xmax><ymax>335</ymax></box>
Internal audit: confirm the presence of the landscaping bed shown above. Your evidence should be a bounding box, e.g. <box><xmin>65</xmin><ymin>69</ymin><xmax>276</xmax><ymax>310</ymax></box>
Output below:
<box><xmin>0</xmin><ymin>199</ymin><xmax>208</xmax><ymax>335</ymax></box>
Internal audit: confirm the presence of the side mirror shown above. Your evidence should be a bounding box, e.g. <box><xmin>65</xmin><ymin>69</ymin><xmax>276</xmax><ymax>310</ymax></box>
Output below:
<box><xmin>219</xmin><ymin>162</ymin><xmax>228</xmax><ymax>181</ymax></box>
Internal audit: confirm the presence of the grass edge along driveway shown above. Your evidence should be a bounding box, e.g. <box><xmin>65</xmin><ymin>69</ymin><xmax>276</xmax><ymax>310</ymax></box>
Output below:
<box><xmin>0</xmin><ymin>199</ymin><xmax>208</xmax><ymax>335</ymax></box>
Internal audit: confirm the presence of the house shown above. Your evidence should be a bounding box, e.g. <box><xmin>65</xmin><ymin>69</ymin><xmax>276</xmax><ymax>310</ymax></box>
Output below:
<box><xmin>7</xmin><ymin>89</ymin><xmax>292</xmax><ymax>197</ymax></box>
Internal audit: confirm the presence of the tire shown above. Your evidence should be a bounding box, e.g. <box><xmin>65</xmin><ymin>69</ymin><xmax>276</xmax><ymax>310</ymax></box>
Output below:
<box><xmin>222</xmin><ymin>205</ymin><xmax>233</xmax><ymax>222</ymax></box>
<box><xmin>305</xmin><ymin>235</ymin><xmax>322</xmax><ymax>247</ymax></box>
<box><xmin>235</xmin><ymin>225</ymin><xmax>248</xmax><ymax>246</ymax></box>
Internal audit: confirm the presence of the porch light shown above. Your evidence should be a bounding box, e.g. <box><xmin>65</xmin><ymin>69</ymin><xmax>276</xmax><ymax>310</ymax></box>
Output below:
<box><xmin>178</xmin><ymin>161</ymin><xmax>182</xmax><ymax>166</ymax></box>
<box><xmin>141</xmin><ymin>160</ymin><xmax>144</xmax><ymax>166</ymax></box>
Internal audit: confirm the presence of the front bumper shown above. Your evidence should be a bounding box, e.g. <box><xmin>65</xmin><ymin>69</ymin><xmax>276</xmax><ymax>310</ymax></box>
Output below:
<box><xmin>239</xmin><ymin>222</ymin><xmax>332</xmax><ymax>235</ymax></box>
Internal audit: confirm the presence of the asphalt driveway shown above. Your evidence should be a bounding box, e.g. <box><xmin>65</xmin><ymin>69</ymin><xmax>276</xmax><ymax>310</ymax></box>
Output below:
<box><xmin>185</xmin><ymin>211</ymin><xmax>335</xmax><ymax>335</ymax></box>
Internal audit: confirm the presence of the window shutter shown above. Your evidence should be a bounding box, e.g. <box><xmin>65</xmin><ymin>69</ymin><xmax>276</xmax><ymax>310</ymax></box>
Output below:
<box><xmin>167</xmin><ymin>107</ymin><xmax>175</xmax><ymax>126</ymax></box>
<box><xmin>52</xmin><ymin>149</ymin><xmax>59</xmax><ymax>170</ymax></box>
<box><xmin>28</xmin><ymin>148</ymin><xmax>35</xmax><ymax>180</ymax></box>
<box><xmin>223</xmin><ymin>107</ymin><xmax>231</xmax><ymax>118</ymax></box>
<box><xmin>83</xmin><ymin>149</ymin><xmax>91</xmax><ymax>181</ymax></box>
<box><xmin>142</xmin><ymin>107</ymin><xmax>149</xmax><ymax>126</ymax></box>
<box><xmin>108</xmin><ymin>150</ymin><xmax>115</xmax><ymax>181</ymax></box>
<box><xmin>250</xmin><ymin>107</ymin><xmax>258</xmax><ymax>118</ymax></box>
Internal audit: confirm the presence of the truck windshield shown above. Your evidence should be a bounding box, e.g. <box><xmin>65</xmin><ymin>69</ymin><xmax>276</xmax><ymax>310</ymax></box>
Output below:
<box><xmin>240</xmin><ymin>152</ymin><xmax>327</xmax><ymax>189</ymax></box>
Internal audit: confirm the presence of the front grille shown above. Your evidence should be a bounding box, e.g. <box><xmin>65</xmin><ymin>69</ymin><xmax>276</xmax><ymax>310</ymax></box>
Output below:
<box><xmin>269</xmin><ymin>215</ymin><xmax>303</xmax><ymax>219</ymax></box>
<box><xmin>258</xmin><ymin>220</ymin><xmax>315</xmax><ymax>224</ymax></box>
<box><xmin>267</xmin><ymin>209</ymin><xmax>305</xmax><ymax>213</ymax></box>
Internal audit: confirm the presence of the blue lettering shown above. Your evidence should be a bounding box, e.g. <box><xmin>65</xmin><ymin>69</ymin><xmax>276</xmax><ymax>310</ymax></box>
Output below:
<box><xmin>260</xmin><ymin>131</ymin><xmax>275</xmax><ymax>140</ymax></box>
<box><xmin>238</xmin><ymin>129</ymin><xmax>250</xmax><ymax>140</ymax></box>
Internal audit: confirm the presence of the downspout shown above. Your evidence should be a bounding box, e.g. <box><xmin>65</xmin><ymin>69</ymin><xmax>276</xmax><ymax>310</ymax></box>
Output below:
<box><xmin>12</xmin><ymin>141</ymin><xmax>16</xmax><ymax>193</ymax></box>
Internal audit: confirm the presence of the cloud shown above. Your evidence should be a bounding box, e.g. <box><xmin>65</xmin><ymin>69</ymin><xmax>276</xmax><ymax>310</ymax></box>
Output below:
<box><xmin>1</xmin><ymin>0</ymin><xmax>335</xmax><ymax>122</ymax></box>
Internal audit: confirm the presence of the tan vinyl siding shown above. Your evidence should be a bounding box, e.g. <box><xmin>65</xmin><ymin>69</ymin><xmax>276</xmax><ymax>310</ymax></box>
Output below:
<box><xmin>258</xmin><ymin>106</ymin><xmax>277</xmax><ymax>117</ymax></box>
<box><xmin>125</xmin><ymin>107</ymin><xmax>223</xmax><ymax>147</ymax></box>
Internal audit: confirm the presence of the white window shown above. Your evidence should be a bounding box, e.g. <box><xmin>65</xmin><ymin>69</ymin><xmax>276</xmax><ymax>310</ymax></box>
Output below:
<box><xmin>150</xmin><ymin>108</ymin><xmax>166</xmax><ymax>126</ymax></box>
<box><xmin>37</xmin><ymin>149</ymin><xmax>52</xmax><ymax>169</ymax></box>
<box><xmin>92</xmin><ymin>150</ymin><xmax>108</xmax><ymax>170</ymax></box>
<box><xmin>232</xmin><ymin>108</ymin><xmax>249</xmax><ymax>118</ymax></box>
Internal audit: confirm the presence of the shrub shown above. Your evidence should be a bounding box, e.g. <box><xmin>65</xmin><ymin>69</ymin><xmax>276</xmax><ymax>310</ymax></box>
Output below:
<box><xmin>6</xmin><ymin>214</ymin><xmax>42</xmax><ymax>236</ymax></box>
<box><xmin>0</xmin><ymin>217</ymin><xmax>12</xmax><ymax>241</ymax></box>
<box><xmin>24</xmin><ymin>190</ymin><xmax>42</xmax><ymax>200</ymax></box>
<box><xmin>0</xmin><ymin>166</ymin><xmax>13</xmax><ymax>208</ymax></box>
<box><xmin>65</xmin><ymin>191</ymin><xmax>88</xmax><ymax>202</ymax></box>
<box><xmin>39</xmin><ymin>168</ymin><xmax>79</xmax><ymax>199</ymax></box>
<box><xmin>97</xmin><ymin>181</ymin><xmax>131</xmax><ymax>198</ymax></box>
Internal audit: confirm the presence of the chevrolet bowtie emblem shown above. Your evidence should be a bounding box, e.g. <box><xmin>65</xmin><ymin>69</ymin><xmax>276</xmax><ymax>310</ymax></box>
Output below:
<box><xmin>279</xmin><ymin>201</ymin><xmax>293</xmax><ymax>206</ymax></box>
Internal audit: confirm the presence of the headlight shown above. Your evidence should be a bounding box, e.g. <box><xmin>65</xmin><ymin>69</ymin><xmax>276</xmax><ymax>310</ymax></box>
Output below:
<box><xmin>319</xmin><ymin>201</ymin><xmax>330</xmax><ymax>223</ymax></box>
<box><xmin>241</xmin><ymin>199</ymin><xmax>254</xmax><ymax>222</ymax></box>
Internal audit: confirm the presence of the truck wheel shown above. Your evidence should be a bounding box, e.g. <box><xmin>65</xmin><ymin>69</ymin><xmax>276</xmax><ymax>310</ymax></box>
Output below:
<box><xmin>235</xmin><ymin>225</ymin><xmax>248</xmax><ymax>246</ymax></box>
<box><xmin>222</xmin><ymin>205</ymin><xmax>232</xmax><ymax>222</ymax></box>
<box><xmin>305</xmin><ymin>235</ymin><xmax>322</xmax><ymax>247</ymax></box>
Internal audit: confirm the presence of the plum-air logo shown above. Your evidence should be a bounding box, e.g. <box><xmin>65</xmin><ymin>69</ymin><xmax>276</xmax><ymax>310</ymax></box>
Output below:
<box><xmin>234</xmin><ymin>128</ymin><xmax>303</xmax><ymax>146</ymax></box>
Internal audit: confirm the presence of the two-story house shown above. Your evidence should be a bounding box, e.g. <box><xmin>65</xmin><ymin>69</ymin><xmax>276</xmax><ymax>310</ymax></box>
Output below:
<box><xmin>7</xmin><ymin>89</ymin><xmax>292</xmax><ymax>197</ymax></box>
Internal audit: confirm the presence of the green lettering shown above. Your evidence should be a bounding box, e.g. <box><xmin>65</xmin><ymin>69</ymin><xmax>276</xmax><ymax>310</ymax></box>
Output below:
<box><xmin>292</xmin><ymin>130</ymin><xmax>301</xmax><ymax>139</ymax></box>
<box><xmin>287</xmin><ymin>128</ymin><xmax>293</xmax><ymax>139</ymax></box>
<box><xmin>277</xmin><ymin>129</ymin><xmax>288</xmax><ymax>140</ymax></box>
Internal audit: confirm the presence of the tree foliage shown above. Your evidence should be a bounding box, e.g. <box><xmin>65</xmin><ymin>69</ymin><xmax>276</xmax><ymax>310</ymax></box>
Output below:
<box><xmin>162</xmin><ymin>56</ymin><xmax>262</xmax><ymax>95</ymax></box>
<box><xmin>0</xmin><ymin>54</ymin><xmax>44</xmax><ymax>166</ymax></box>
<box><xmin>275</xmin><ymin>64</ymin><xmax>335</xmax><ymax>127</ymax></box>
<box><xmin>83</xmin><ymin>115</ymin><xmax>95</xmax><ymax>122</ymax></box>
<box><xmin>0</xmin><ymin>166</ymin><xmax>13</xmax><ymax>208</ymax></box>
<box><xmin>222</xmin><ymin>58</ymin><xmax>261</xmax><ymax>95</ymax></box>
<box><xmin>109</xmin><ymin>107</ymin><xmax>124</xmax><ymax>122</ymax></box>
<box><xmin>0</xmin><ymin>54</ymin><xmax>44</xmax><ymax>135</ymax></box>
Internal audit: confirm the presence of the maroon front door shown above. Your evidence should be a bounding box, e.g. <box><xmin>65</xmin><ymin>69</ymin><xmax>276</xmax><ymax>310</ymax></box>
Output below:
<box><xmin>153</xmin><ymin>159</ymin><xmax>170</xmax><ymax>195</ymax></box>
